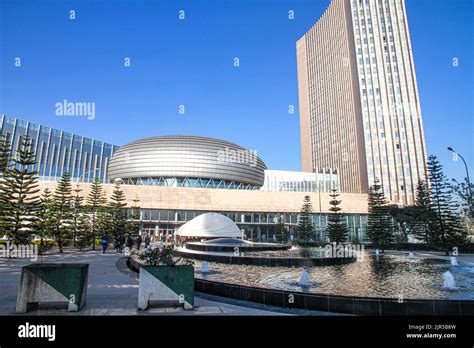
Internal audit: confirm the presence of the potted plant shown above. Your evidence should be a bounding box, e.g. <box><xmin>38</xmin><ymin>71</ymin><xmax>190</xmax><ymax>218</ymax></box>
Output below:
<box><xmin>137</xmin><ymin>245</ymin><xmax>194</xmax><ymax>310</ymax></box>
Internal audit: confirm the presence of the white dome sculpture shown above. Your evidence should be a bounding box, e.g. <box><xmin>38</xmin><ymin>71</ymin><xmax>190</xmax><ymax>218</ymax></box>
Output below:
<box><xmin>176</xmin><ymin>213</ymin><xmax>241</xmax><ymax>239</ymax></box>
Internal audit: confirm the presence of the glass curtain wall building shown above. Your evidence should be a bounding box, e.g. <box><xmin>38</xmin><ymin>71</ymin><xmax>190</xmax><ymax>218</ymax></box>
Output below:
<box><xmin>0</xmin><ymin>115</ymin><xmax>119</xmax><ymax>183</ymax></box>
<box><xmin>133</xmin><ymin>209</ymin><xmax>368</xmax><ymax>243</ymax></box>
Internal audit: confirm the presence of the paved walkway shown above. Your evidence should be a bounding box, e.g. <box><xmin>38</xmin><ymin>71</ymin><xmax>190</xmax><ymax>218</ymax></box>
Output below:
<box><xmin>0</xmin><ymin>249</ymin><xmax>339</xmax><ymax>316</ymax></box>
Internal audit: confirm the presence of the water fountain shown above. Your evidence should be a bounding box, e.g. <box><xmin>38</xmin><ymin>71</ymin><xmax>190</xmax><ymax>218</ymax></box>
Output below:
<box><xmin>201</xmin><ymin>261</ymin><xmax>209</xmax><ymax>273</ymax></box>
<box><xmin>443</xmin><ymin>271</ymin><xmax>456</xmax><ymax>289</ymax></box>
<box><xmin>300</xmin><ymin>268</ymin><xmax>309</xmax><ymax>287</ymax></box>
<box><xmin>450</xmin><ymin>256</ymin><xmax>459</xmax><ymax>266</ymax></box>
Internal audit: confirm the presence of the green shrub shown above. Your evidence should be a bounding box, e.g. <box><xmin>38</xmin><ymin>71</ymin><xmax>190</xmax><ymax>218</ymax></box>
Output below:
<box><xmin>137</xmin><ymin>246</ymin><xmax>193</xmax><ymax>267</ymax></box>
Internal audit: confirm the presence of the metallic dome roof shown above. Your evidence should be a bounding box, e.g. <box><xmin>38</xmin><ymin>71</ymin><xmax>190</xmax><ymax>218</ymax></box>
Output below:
<box><xmin>107</xmin><ymin>135</ymin><xmax>267</xmax><ymax>186</ymax></box>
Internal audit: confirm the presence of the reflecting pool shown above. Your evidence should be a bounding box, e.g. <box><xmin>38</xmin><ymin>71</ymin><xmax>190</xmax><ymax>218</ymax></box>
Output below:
<box><xmin>193</xmin><ymin>253</ymin><xmax>474</xmax><ymax>300</ymax></box>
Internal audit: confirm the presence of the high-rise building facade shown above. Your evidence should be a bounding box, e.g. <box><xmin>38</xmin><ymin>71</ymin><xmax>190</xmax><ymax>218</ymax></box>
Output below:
<box><xmin>297</xmin><ymin>0</ymin><xmax>428</xmax><ymax>204</ymax></box>
<box><xmin>0</xmin><ymin>115</ymin><xmax>119</xmax><ymax>183</ymax></box>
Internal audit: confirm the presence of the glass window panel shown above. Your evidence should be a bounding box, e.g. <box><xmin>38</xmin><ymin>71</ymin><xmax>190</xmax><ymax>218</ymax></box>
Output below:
<box><xmin>160</xmin><ymin>210</ymin><xmax>169</xmax><ymax>221</ymax></box>
<box><xmin>150</xmin><ymin>210</ymin><xmax>160</xmax><ymax>220</ymax></box>
<box><xmin>177</xmin><ymin>211</ymin><xmax>185</xmax><ymax>222</ymax></box>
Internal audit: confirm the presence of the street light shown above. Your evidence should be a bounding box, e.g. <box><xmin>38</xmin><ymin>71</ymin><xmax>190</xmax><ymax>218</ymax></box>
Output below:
<box><xmin>447</xmin><ymin>146</ymin><xmax>472</xmax><ymax>217</ymax></box>
<box><xmin>114</xmin><ymin>178</ymin><xmax>124</xmax><ymax>185</ymax></box>
<box><xmin>79</xmin><ymin>167</ymin><xmax>101</xmax><ymax>183</ymax></box>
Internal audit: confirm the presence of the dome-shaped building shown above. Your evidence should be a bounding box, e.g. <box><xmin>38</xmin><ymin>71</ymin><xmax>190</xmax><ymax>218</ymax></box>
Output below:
<box><xmin>176</xmin><ymin>213</ymin><xmax>242</xmax><ymax>239</ymax></box>
<box><xmin>107</xmin><ymin>135</ymin><xmax>267</xmax><ymax>189</ymax></box>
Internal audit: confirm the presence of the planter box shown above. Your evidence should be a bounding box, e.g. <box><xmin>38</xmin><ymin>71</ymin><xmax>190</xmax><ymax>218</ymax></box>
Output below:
<box><xmin>16</xmin><ymin>263</ymin><xmax>89</xmax><ymax>313</ymax></box>
<box><xmin>138</xmin><ymin>265</ymin><xmax>194</xmax><ymax>310</ymax></box>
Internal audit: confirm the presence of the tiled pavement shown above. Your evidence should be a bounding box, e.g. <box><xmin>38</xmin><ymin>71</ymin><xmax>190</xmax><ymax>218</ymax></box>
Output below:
<box><xmin>0</xmin><ymin>249</ymin><xmax>341</xmax><ymax>316</ymax></box>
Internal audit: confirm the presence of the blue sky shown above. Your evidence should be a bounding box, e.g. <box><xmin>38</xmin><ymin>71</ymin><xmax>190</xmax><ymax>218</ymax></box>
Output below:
<box><xmin>0</xmin><ymin>0</ymin><xmax>472</xmax><ymax>182</ymax></box>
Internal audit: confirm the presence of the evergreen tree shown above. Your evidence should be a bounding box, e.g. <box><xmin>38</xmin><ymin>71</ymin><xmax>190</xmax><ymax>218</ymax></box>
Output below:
<box><xmin>126</xmin><ymin>196</ymin><xmax>141</xmax><ymax>238</ymax></box>
<box><xmin>71</xmin><ymin>184</ymin><xmax>91</xmax><ymax>251</ymax></box>
<box><xmin>366</xmin><ymin>178</ymin><xmax>394</xmax><ymax>252</ymax></box>
<box><xmin>86</xmin><ymin>177</ymin><xmax>107</xmax><ymax>249</ymax></box>
<box><xmin>0</xmin><ymin>133</ymin><xmax>12</xmax><ymax>237</ymax></box>
<box><xmin>297</xmin><ymin>195</ymin><xmax>314</xmax><ymax>247</ymax></box>
<box><xmin>51</xmin><ymin>172</ymin><xmax>73</xmax><ymax>253</ymax></box>
<box><xmin>2</xmin><ymin>135</ymin><xmax>40</xmax><ymax>244</ymax></box>
<box><xmin>35</xmin><ymin>188</ymin><xmax>54</xmax><ymax>252</ymax></box>
<box><xmin>387</xmin><ymin>205</ymin><xmax>418</xmax><ymax>243</ymax></box>
<box><xmin>274</xmin><ymin>215</ymin><xmax>288</xmax><ymax>244</ymax></box>
<box><xmin>326</xmin><ymin>188</ymin><xmax>349</xmax><ymax>244</ymax></box>
<box><xmin>0</xmin><ymin>133</ymin><xmax>11</xmax><ymax>173</ymax></box>
<box><xmin>97</xmin><ymin>206</ymin><xmax>112</xmax><ymax>239</ymax></box>
<box><xmin>451</xmin><ymin>177</ymin><xmax>473</xmax><ymax>234</ymax></box>
<box><xmin>426</xmin><ymin>156</ymin><xmax>468</xmax><ymax>255</ymax></box>
<box><xmin>108</xmin><ymin>182</ymin><xmax>127</xmax><ymax>239</ymax></box>
<box><xmin>412</xmin><ymin>180</ymin><xmax>435</xmax><ymax>243</ymax></box>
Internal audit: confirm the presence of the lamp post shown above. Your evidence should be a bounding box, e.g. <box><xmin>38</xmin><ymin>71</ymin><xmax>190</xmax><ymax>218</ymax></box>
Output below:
<box><xmin>79</xmin><ymin>167</ymin><xmax>101</xmax><ymax>183</ymax></box>
<box><xmin>114</xmin><ymin>177</ymin><xmax>124</xmax><ymax>185</ymax></box>
<box><xmin>447</xmin><ymin>147</ymin><xmax>472</xmax><ymax>219</ymax></box>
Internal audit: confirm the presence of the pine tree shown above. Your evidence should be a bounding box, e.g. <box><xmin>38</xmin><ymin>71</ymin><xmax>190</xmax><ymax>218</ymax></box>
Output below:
<box><xmin>71</xmin><ymin>184</ymin><xmax>91</xmax><ymax>251</ymax></box>
<box><xmin>0</xmin><ymin>133</ymin><xmax>12</xmax><ymax>237</ymax></box>
<box><xmin>108</xmin><ymin>182</ymin><xmax>127</xmax><ymax>239</ymax></box>
<box><xmin>35</xmin><ymin>188</ymin><xmax>54</xmax><ymax>252</ymax></box>
<box><xmin>86</xmin><ymin>177</ymin><xmax>107</xmax><ymax>249</ymax></box>
<box><xmin>451</xmin><ymin>177</ymin><xmax>473</xmax><ymax>234</ymax></box>
<box><xmin>387</xmin><ymin>205</ymin><xmax>418</xmax><ymax>243</ymax></box>
<box><xmin>326</xmin><ymin>188</ymin><xmax>349</xmax><ymax>244</ymax></box>
<box><xmin>0</xmin><ymin>133</ymin><xmax>11</xmax><ymax>173</ymax></box>
<box><xmin>426</xmin><ymin>155</ymin><xmax>468</xmax><ymax>255</ymax></box>
<box><xmin>97</xmin><ymin>205</ymin><xmax>112</xmax><ymax>240</ymax></box>
<box><xmin>412</xmin><ymin>180</ymin><xmax>435</xmax><ymax>243</ymax></box>
<box><xmin>297</xmin><ymin>195</ymin><xmax>314</xmax><ymax>248</ymax></box>
<box><xmin>51</xmin><ymin>172</ymin><xmax>73</xmax><ymax>253</ymax></box>
<box><xmin>274</xmin><ymin>215</ymin><xmax>288</xmax><ymax>244</ymax></box>
<box><xmin>2</xmin><ymin>135</ymin><xmax>40</xmax><ymax>244</ymax></box>
<box><xmin>366</xmin><ymin>178</ymin><xmax>394</xmax><ymax>252</ymax></box>
<box><xmin>126</xmin><ymin>196</ymin><xmax>141</xmax><ymax>238</ymax></box>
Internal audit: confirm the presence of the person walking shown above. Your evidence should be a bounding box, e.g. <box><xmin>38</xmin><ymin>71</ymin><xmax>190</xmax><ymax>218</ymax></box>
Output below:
<box><xmin>145</xmin><ymin>234</ymin><xmax>151</xmax><ymax>248</ymax></box>
<box><xmin>136</xmin><ymin>235</ymin><xmax>143</xmax><ymax>250</ymax></box>
<box><xmin>101</xmin><ymin>234</ymin><xmax>109</xmax><ymax>254</ymax></box>
<box><xmin>114</xmin><ymin>235</ymin><xmax>121</xmax><ymax>253</ymax></box>
<box><xmin>119</xmin><ymin>234</ymin><xmax>125</xmax><ymax>253</ymax></box>
<box><xmin>126</xmin><ymin>234</ymin><xmax>133</xmax><ymax>250</ymax></box>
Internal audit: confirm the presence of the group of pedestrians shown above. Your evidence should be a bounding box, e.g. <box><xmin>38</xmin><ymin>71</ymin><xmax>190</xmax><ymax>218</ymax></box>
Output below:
<box><xmin>100</xmin><ymin>233</ymin><xmax>152</xmax><ymax>254</ymax></box>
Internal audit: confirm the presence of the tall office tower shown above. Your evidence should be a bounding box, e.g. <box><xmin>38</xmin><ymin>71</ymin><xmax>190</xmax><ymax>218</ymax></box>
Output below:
<box><xmin>297</xmin><ymin>0</ymin><xmax>428</xmax><ymax>204</ymax></box>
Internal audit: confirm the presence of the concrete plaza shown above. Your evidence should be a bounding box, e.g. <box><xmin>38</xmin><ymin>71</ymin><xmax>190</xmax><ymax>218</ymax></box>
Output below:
<box><xmin>0</xmin><ymin>249</ymin><xmax>340</xmax><ymax>316</ymax></box>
